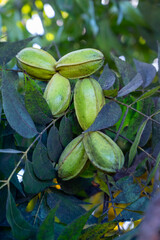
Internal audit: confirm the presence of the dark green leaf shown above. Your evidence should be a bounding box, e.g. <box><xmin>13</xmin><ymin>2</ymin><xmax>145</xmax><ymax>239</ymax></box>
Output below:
<box><xmin>59</xmin><ymin>117</ymin><xmax>73</xmax><ymax>147</ymax></box>
<box><xmin>0</xmin><ymin>37</ymin><xmax>35</xmax><ymax>65</ymax></box>
<box><xmin>0</xmin><ymin>94</ymin><xmax>2</xmax><ymax>123</ymax></box>
<box><xmin>79</xmin><ymin>222</ymin><xmax>117</xmax><ymax>240</ymax></box>
<box><xmin>111</xmin><ymin>54</ymin><xmax>136</xmax><ymax>85</ymax></box>
<box><xmin>135</xmin><ymin>86</ymin><xmax>160</xmax><ymax>103</ymax></box>
<box><xmin>146</xmin><ymin>152</ymin><xmax>160</xmax><ymax>185</ymax></box>
<box><xmin>37</xmin><ymin>204</ymin><xmax>59</xmax><ymax>240</ymax></box>
<box><xmin>23</xmin><ymin>160</ymin><xmax>53</xmax><ymax>194</ymax></box>
<box><xmin>25</xmin><ymin>77</ymin><xmax>52</xmax><ymax>125</ymax></box>
<box><xmin>0</xmin><ymin>149</ymin><xmax>23</xmax><ymax>154</ymax></box>
<box><xmin>47</xmin><ymin>126</ymin><xmax>63</xmax><ymax>163</ymax></box>
<box><xmin>0</xmin><ymin>187</ymin><xmax>8</xmax><ymax>223</ymax></box>
<box><xmin>32</xmin><ymin>141</ymin><xmax>56</xmax><ymax>180</ymax></box>
<box><xmin>98</xmin><ymin>63</ymin><xmax>116</xmax><ymax>90</ymax></box>
<box><xmin>128</xmin><ymin>120</ymin><xmax>148</xmax><ymax>166</ymax></box>
<box><xmin>58</xmin><ymin>206</ymin><xmax>97</xmax><ymax>240</ymax></box>
<box><xmin>115</xmin><ymin>197</ymin><xmax>149</xmax><ymax>221</ymax></box>
<box><xmin>6</xmin><ymin>192</ymin><xmax>37</xmax><ymax>240</ymax></box>
<box><xmin>117</xmin><ymin>73</ymin><xmax>143</xmax><ymax>97</ymax></box>
<box><xmin>152</xmin><ymin>98</ymin><xmax>160</xmax><ymax>146</ymax></box>
<box><xmin>0</xmin><ymin>153</ymin><xmax>23</xmax><ymax>194</ymax></box>
<box><xmin>85</xmin><ymin>102</ymin><xmax>122</xmax><ymax>132</ymax></box>
<box><xmin>2</xmin><ymin>71</ymin><xmax>37</xmax><ymax>138</ymax></box>
<box><xmin>139</xmin><ymin>120</ymin><xmax>152</xmax><ymax>147</ymax></box>
<box><xmin>47</xmin><ymin>189</ymin><xmax>86</xmax><ymax>224</ymax></box>
<box><xmin>134</xmin><ymin>59</ymin><xmax>156</xmax><ymax>88</ymax></box>
<box><xmin>158</xmin><ymin>41</ymin><xmax>160</xmax><ymax>81</ymax></box>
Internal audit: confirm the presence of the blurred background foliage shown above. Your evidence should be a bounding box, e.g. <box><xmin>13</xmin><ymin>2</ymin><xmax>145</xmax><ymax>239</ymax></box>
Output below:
<box><xmin>0</xmin><ymin>0</ymin><xmax>159</xmax><ymax>67</ymax></box>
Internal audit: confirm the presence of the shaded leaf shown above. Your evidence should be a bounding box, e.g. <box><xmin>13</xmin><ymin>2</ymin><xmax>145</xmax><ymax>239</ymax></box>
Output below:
<box><xmin>134</xmin><ymin>59</ymin><xmax>156</xmax><ymax>88</ymax></box>
<box><xmin>0</xmin><ymin>37</ymin><xmax>35</xmax><ymax>65</ymax></box>
<box><xmin>103</xmin><ymin>89</ymin><xmax>118</xmax><ymax>98</ymax></box>
<box><xmin>58</xmin><ymin>206</ymin><xmax>97</xmax><ymax>240</ymax></box>
<box><xmin>2</xmin><ymin>71</ymin><xmax>37</xmax><ymax>138</ymax></box>
<box><xmin>111</xmin><ymin>54</ymin><xmax>136</xmax><ymax>85</ymax></box>
<box><xmin>98</xmin><ymin>64</ymin><xmax>116</xmax><ymax>90</ymax></box>
<box><xmin>37</xmin><ymin>204</ymin><xmax>59</xmax><ymax>240</ymax></box>
<box><xmin>23</xmin><ymin>160</ymin><xmax>53</xmax><ymax>194</ymax></box>
<box><xmin>0</xmin><ymin>187</ymin><xmax>8</xmax><ymax>223</ymax></box>
<box><xmin>139</xmin><ymin>120</ymin><xmax>152</xmax><ymax>147</ymax></box>
<box><xmin>59</xmin><ymin>116</ymin><xmax>73</xmax><ymax>147</ymax></box>
<box><xmin>85</xmin><ymin>102</ymin><xmax>122</xmax><ymax>132</ymax></box>
<box><xmin>79</xmin><ymin>222</ymin><xmax>117</xmax><ymax>240</ymax></box>
<box><xmin>6</xmin><ymin>192</ymin><xmax>37</xmax><ymax>240</ymax></box>
<box><xmin>25</xmin><ymin>78</ymin><xmax>52</xmax><ymax>125</ymax></box>
<box><xmin>0</xmin><ymin>153</ymin><xmax>23</xmax><ymax>194</ymax></box>
<box><xmin>128</xmin><ymin>120</ymin><xmax>148</xmax><ymax>166</ymax></box>
<box><xmin>32</xmin><ymin>141</ymin><xmax>56</xmax><ymax>180</ymax></box>
<box><xmin>47</xmin><ymin>189</ymin><xmax>86</xmax><ymax>224</ymax></box>
<box><xmin>152</xmin><ymin>98</ymin><xmax>160</xmax><ymax>147</ymax></box>
<box><xmin>0</xmin><ymin>94</ymin><xmax>2</xmax><ymax>123</ymax></box>
<box><xmin>115</xmin><ymin>197</ymin><xmax>149</xmax><ymax>221</ymax></box>
<box><xmin>117</xmin><ymin>73</ymin><xmax>143</xmax><ymax>97</ymax></box>
<box><xmin>146</xmin><ymin>152</ymin><xmax>160</xmax><ymax>185</ymax></box>
<box><xmin>158</xmin><ymin>41</ymin><xmax>160</xmax><ymax>81</ymax></box>
<box><xmin>47</xmin><ymin>126</ymin><xmax>63</xmax><ymax>163</ymax></box>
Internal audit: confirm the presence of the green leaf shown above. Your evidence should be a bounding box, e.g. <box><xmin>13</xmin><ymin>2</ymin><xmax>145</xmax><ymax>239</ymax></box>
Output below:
<box><xmin>47</xmin><ymin>189</ymin><xmax>86</xmax><ymax>224</ymax></box>
<box><xmin>117</xmin><ymin>73</ymin><xmax>143</xmax><ymax>97</ymax></box>
<box><xmin>57</xmin><ymin>206</ymin><xmax>97</xmax><ymax>240</ymax></box>
<box><xmin>79</xmin><ymin>222</ymin><xmax>117</xmax><ymax>240</ymax></box>
<box><xmin>0</xmin><ymin>37</ymin><xmax>35</xmax><ymax>65</ymax></box>
<box><xmin>6</xmin><ymin>192</ymin><xmax>37</xmax><ymax>240</ymax></box>
<box><xmin>134</xmin><ymin>59</ymin><xmax>156</xmax><ymax>88</ymax></box>
<box><xmin>114</xmin><ymin>227</ymin><xmax>139</xmax><ymax>240</ymax></box>
<box><xmin>0</xmin><ymin>187</ymin><xmax>7</xmax><ymax>223</ymax></box>
<box><xmin>37</xmin><ymin>204</ymin><xmax>59</xmax><ymax>240</ymax></box>
<box><xmin>59</xmin><ymin>117</ymin><xmax>73</xmax><ymax>147</ymax></box>
<box><xmin>23</xmin><ymin>160</ymin><xmax>53</xmax><ymax>194</ymax></box>
<box><xmin>146</xmin><ymin>152</ymin><xmax>160</xmax><ymax>185</ymax></box>
<box><xmin>152</xmin><ymin>98</ymin><xmax>160</xmax><ymax>147</ymax></box>
<box><xmin>158</xmin><ymin>41</ymin><xmax>160</xmax><ymax>81</ymax></box>
<box><xmin>115</xmin><ymin>197</ymin><xmax>149</xmax><ymax>221</ymax></box>
<box><xmin>47</xmin><ymin>126</ymin><xmax>63</xmax><ymax>163</ymax></box>
<box><xmin>103</xmin><ymin>89</ymin><xmax>118</xmax><ymax>98</ymax></box>
<box><xmin>25</xmin><ymin>77</ymin><xmax>53</xmax><ymax>125</ymax></box>
<box><xmin>85</xmin><ymin>102</ymin><xmax>122</xmax><ymax>132</ymax></box>
<box><xmin>111</xmin><ymin>54</ymin><xmax>136</xmax><ymax>85</ymax></box>
<box><xmin>2</xmin><ymin>71</ymin><xmax>37</xmax><ymax>139</ymax></box>
<box><xmin>98</xmin><ymin>64</ymin><xmax>116</xmax><ymax>90</ymax></box>
<box><xmin>32</xmin><ymin>141</ymin><xmax>56</xmax><ymax>180</ymax></box>
<box><xmin>128</xmin><ymin>120</ymin><xmax>148</xmax><ymax>166</ymax></box>
<box><xmin>135</xmin><ymin>86</ymin><xmax>160</xmax><ymax>103</ymax></box>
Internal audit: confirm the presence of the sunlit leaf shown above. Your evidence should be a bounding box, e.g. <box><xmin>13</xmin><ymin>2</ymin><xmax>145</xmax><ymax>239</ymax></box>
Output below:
<box><xmin>134</xmin><ymin>59</ymin><xmax>156</xmax><ymax>88</ymax></box>
<box><xmin>58</xmin><ymin>206</ymin><xmax>97</xmax><ymax>240</ymax></box>
<box><xmin>6</xmin><ymin>192</ymin><xmax>37</xmax><ymax>240</ymax></box>
<box><xmin>47</xmin><ymin>126</ymin><xmax>63</xmax><ymax>163</ymax></box>
<box><xmin>85</xmin><ymin>102</ymin><xmax>122</xmax><ymax>132</ymax></box>
<box><xmin>23</xmin><ymin>160</ymin><xmax>53</xmax><ymax>194</ymax></box>
<box><xmin>128</xmin><ymin>120</ymin><xmax>148</xmax><ymax>166</ymax></box>
<box><xmin>2</xmin><ymin>71</ymin><xmax>37</xmax><ymax>138</ymax></box>
<box><xmin>117</xmin><ymin>73</ymin><xmax>143</xmax><ymax>97</ymax></box>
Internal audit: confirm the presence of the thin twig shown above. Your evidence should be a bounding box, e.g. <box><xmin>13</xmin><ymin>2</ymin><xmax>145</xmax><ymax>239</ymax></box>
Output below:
<box><xmin>106</xmin><ymin>175</ymin><xmax>121</xmax><ymax>233</ymax></box>
<box><xmin>114</xmin><ymin>107</ymin><xmax>129</xmax><ymax>142</ymax></box>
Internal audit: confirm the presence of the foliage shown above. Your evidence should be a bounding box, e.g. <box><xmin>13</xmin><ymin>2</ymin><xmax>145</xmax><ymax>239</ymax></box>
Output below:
<box><xmin>0</xmin><ymin>0</ymin><xmax>160</xmax><ymax>240</ymax></box>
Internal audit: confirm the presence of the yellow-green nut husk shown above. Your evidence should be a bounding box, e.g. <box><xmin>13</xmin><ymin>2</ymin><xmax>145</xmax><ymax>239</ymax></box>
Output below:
<box><xmin>43</xmin><ymin>73</ymin><xmax>71</xmax><ymax>117</ymax></box>
<box><xmin>58</xmin><ymin>134</ymin><xmax>88</xmax><ymax>181</ymax></box>
<box><xmin>55</xmin><ymin>48</ymin><xmax>104</xmax><ymax>79</ymax></box>
<box><xmin>74</xmin><ymin>77</ymin><xmax>105</xmax><ymax>130</ymax></box>
<box><xmin>16</xmin><ymin>47</ymin><xmax>56</xmax><ymax>80</ymax></box>
<box><xmin>83</xmin><ymin>131</ymin><xmax>124</xmax><ymax>173</ymax></box>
